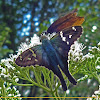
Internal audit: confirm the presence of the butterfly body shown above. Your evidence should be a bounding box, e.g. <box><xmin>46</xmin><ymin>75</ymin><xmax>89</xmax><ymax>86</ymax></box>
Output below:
<box><xmin>41</xmin><ymin>36</ymin><xmax>63</xmax><ymax>67</ymax></box>
<box><xmin>15</xmin><ymin>9</ymin><xmax>84</xmax><ymax>91</ymax></box>
<box><xmin>41</xmin><ymin>36</ymin><xmax>68</xmax><ymax>90</ymax></box>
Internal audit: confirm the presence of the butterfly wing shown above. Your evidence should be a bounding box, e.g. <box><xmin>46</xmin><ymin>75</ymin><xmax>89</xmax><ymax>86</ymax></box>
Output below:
<box><xmin>50</xmin><ymin>26</ymin><xmax>83</xmax><ymax>53</ymax></box>
<box><xmin>62</xmin><ymin>26</ymin><xmax>83</xmax><ymax>45</ymax></box>
<box><xmin>15</xmin><ymin>45</ymin><xmax>50</xmax><ymax>67</ymax></box>
<box><xmin>48</xmin><ymin>9</ymin><xmax>83</xmax><ymax>60</ymax></box>
<box><xmin>47</xmin><ymin>9</ymin><xmax>84</xmax><ymax>33</ymax></box>
<box><xmin>15</xmin><ymin>44</ymin><xmax>68</xmax><ymax>91</ymax></box>
<box><xmin>50</xmin><ymin>26</ymin><xmax>83</xmax><ymax>85</ymax></box>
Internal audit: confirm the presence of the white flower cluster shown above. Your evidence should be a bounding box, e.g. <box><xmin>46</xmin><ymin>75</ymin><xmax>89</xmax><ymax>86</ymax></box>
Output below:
<box><xmin>96</xmin><ymin>65</ymin><xmax>100</xmax><ymax>69</ymax></box>
<box><xmin>69</xmin><ymin>41</ymin><xmax>100</xmax><ymax>64</ymax></box>
<box><xmin>69</xmin><ymin>41</ymin><xmax>86</xmax><ymax>61</ymax></box>
<box><xmin>17</xmin><ymin>34</ymin><xmax>41</xmax><ymax>57</ymax></box>
<box><xmin>98</xmin><ymin>42</ymin><xmax>100</xmax><ymax>46</ymax></box>
<box><xmin>77</xmin><ymin>75</ymin><xmax>88</xmax><ymax>82</ymax></box>
<box><xmin>30</xmin><ymin>34</ymin><xmax>42</xmax><ymax>46</ymax></box>
<box><xmin>0</xmin><ymin>33</ymin><xmax>100</xmax><ymax>97</ymax></box>
<box><xmin>82</xmin><ymin>53</ymin><xmax>94</xmax><ymax>60</ymax></box>
<box><xmin>0</xmin><ymin>34</ymin><xmax>42</xmax><ymax>82</ymax></box>
<box><xmin>0</xmin><ymin>84</ymin><xmax>21</xmax><ymax>99</ymax></box>
<box><xmin>0</xmin><ymin>34</ymin><xmax>42</xmax><ymax>98</ymax></box>
<box><xmin>0</xmin><ymin>62</ymin><xmax>20</xmax><ymax>97</ymax></box>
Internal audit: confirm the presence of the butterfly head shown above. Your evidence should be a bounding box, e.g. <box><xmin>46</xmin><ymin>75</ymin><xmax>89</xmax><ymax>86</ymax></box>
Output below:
<box><xmin>40</xmin><ymin>32</ymin><xmax>49</xmax><ymax>42</ymax></box>
<box><xmin>40</xmin><ymin>31</ymin><xmax>57</xmax><ymax>42</ymax></box>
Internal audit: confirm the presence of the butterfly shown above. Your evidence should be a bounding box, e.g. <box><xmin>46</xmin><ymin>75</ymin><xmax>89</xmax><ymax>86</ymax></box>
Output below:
<box><xmin>15</xmin><ymin>9</ymin><xmax>84</xmax><ymax>91</ymax></box>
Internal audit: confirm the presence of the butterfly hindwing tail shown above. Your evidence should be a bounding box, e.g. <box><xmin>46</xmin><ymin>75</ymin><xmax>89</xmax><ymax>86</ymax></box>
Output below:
<box><xmin>59</xmin><ymin>57</ymin><xmax>77</xmax><ymax>85</ymax></box>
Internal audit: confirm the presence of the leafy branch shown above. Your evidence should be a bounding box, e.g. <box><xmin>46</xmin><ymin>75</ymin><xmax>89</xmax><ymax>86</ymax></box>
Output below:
<box><xmin>0</xmin><ymin>42</ymin><xmax>100</xmax><ymax>99</ymax></box>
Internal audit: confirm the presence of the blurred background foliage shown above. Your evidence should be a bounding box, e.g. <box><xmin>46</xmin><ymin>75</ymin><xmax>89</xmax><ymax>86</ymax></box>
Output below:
<box><xmin>0</xmin><ymin>0</ymin><xmax>100</xmax><ymax>99</ymax></box>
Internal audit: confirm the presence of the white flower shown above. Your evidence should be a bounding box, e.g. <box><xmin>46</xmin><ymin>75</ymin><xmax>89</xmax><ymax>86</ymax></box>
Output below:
<box><xmin>5</xmin><ymin>61</ymin><xmax>14</xmax><ymax>69</ymax></box>
<box><xmin>30</xmin><ymin>34</ymin><xmax>41</xmax><ymax>47</ymax></box>
<box><xmin>16</xmin><ymin>34</ymin><xmax>41</xmax><ymax>57</ymax></box>
<box><xmin>73</xmin><ymin>57</ymin><xmax>80</xmax><ymax>61</ymax></box>
<box><xmin>6</xmin><ymin>87</ymin><xmax>11</xmax><ymax>91</ymax></box>
<box><xmin>77</xmin><ymin>75</ymin><xmax>88</xmax><ymax>81</ymax></box>
<box><xmin>96</xmin><ymin>65</ymin><xmax>100</xmax><ymax>69</ymax></box>
<box><xmin>9</xmin><ymin>54</ymin><xmax>17</xmax><ymax>62</ymax></box>
<box><xmin>1</xmin><ymin>68</ymin><xmax>6</xmax><ymax>73</ymax></box>
<box><xmin>94</xmin><ymin>90</ymin><xmax>100</xmax><ymax>95</ymax></box>
<box><xmin>92</xmin><ymin>26</ymin><xmax>97</xmax><ymax>30</ymax></box>
<box><xmin>15</xmin><ymin>94</ymin><xmax>21</xmax><ymax>97</ymax></box>
<box><xmin>8</xmin><ymin>94</ymin><xmax>12</xmax><ymax>96</ymax></box>
<box><xmin>87</xmin><ymin>79</ymin><xmax>91</xmax><ymax>84</ymax></box>
<box><xmin>70</xmin><ymin>42</ymin><xmax>86</xmax><ymax>57</ymax></box>
<box><xmin>4</xmin><ymin>74</ymin><xmax>10</xmax><ymax>78</ymax></box>
<box><xmin>24</xmin><ymin>90</ymin><xmax>30</xmax><ymax>95</ymax></box>
<box><xmin>17</xmin><ymin>42</ymin><xmax>29</xmax><ymax>55</ymax></box>
<box><xmin>91</xmin><ymin>46</ymin><xmax>98</xmax><ymax>50</ymax></box>
<box><xmin>15</xmin><ymin>78</ymin><xmax>19</xmax><ymax>82</ymax></box>
<box><xmin>66</xmin><ymin>89</ymin><xmax>70</xmax><ymax>94</ymax></box>
<box><xmin>69</xmin><ymin>42</ymin><xmax>86</xmax><ymax>62</ymax></box>
<box><xmin>13</xmin><ymin>86</ymin><xmax>17</xmax><ymax>91</ymax></box>
<box><xmin>56</xmin><ymin>82</ymin><xmax>58</xmax><ymax>86</ymax></box>
<box><xmin>16</xmin><ymin>90</ymin><xmax>19</xmax><ymax>94</ymax></box>
<box><xmin>98</xmin><ymin>42</ymin><xmax>100</xmax><ymax>46</ymax></box>
<box><xmin>85</xmin><ymin>39</ymin><xmax>89</xmax><ymax>42</ymax></box>
<box><xmin>1</xmin><ymin>58</ymin><xmax>15</xmax><ymax>70</ymax></box>
<box><xmin>72</xmin><ymin>41</ymin><xmax>86</xmax><ymax>52</ymax></box>
<box><xmin>92</xmin><ymin>94</ymin><xmax>96</xmax><ymax>97</ymax></box>
<box><xmin>82</xmin><ymin>53</ymin><xmax>94</xmax><ymax>60</ymax></box>
<box><xmin>1</xmin><ymin>73</ymin><xmax>6</xmax><ymax>76</ymax></box>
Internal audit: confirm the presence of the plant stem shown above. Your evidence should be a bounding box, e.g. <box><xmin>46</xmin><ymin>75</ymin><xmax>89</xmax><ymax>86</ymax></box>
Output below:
<box><xmin>53</xmin><ymin>82</ymin><xmax>61</xmax><ymax>93</ymax></box>
<box><xmin>14</xmin><ymin>83</ymin><xmax>34</xmax><ymax>86</ymax></box>
<box><xmin>1</xmin><ymin>84</ymin><xmax>6</xmax><ymax>100</ymax></box>
<box><xmin>51</xmin><ymin>91</ymin><xmax>58</xmax><ymax>100</ymax></box>
<box><xmin>55</xmin><ymin>91</ymin><xmax>61</xmax><ymax>100</ymax></box>
<box><xmin>29</xmin><ymin>79</ymin><xmax>50</xmax><ymax>93</ymax></box>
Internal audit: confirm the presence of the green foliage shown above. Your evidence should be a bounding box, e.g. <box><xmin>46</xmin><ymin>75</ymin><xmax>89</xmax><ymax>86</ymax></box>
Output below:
<box><xmin>0</xmin><ymin>0</ymin><xmax>100</xmax><ymax>99</ymax></box>
<box><xmin>69</xmin><ymin>43</ymin><xmax>100</xmax><ymax>84</ymax></box>
<box><xmin>0</xmin><ymin>42</ymin><xmax>100</xmax><ymax>99</ymax></box>
<box><xmin>0</xmin><ymin>61</ymin><xmax>65</xmax><ymax>99</ymax></box>
<box><xmin>0</xmin><ymin>23</ymin><xmax>13</xmax><ymax>60</ymax></box>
